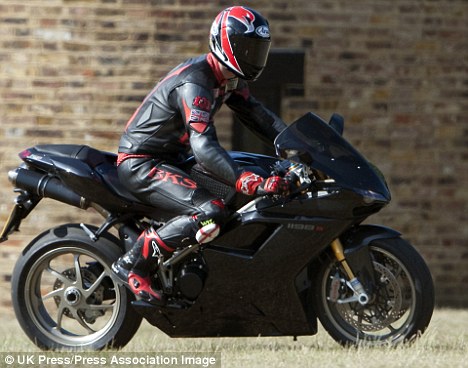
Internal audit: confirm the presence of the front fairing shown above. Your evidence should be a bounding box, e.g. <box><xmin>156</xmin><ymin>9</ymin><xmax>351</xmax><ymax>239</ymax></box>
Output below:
<box><xmin>275</xmin><ymin>113</ymin><xmax>391</xmax><ymax>203</ymax></box>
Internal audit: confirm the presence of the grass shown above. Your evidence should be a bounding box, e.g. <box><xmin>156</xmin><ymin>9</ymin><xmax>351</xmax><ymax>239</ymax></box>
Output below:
<box><xmin>0</xmin><ymin>309</ymin><xmax>466</xmax><ymax>368</ymax></box>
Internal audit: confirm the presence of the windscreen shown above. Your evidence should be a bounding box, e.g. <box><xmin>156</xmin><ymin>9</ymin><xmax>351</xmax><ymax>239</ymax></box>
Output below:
<box><xmin>275</xmin><ymin>113</ymin><xmax>390</xmax><ymax>199</ymax></box>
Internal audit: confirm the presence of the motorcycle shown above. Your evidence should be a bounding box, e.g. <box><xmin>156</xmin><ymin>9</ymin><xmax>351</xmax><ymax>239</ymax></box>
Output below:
<box><xmin>0</xmin><ymin>112</ymin><xmax>434</xmax><ymax>350</ymax></box>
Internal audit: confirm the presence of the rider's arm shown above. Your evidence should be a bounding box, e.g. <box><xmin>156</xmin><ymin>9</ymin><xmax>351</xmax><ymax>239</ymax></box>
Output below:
<box><xmin>225</xmin><ymin>79</ymin><xmax>287</xmax><ymax>143</ymax></box>
<box><xmin>174</xmin><ymin>83</ymin><xmax>240</xmax><ymax>186</ymax></box>
<box><xmin>174</xmin><ymin>83</ymin><xmax>289</xmax><ymax>195</ymax></box>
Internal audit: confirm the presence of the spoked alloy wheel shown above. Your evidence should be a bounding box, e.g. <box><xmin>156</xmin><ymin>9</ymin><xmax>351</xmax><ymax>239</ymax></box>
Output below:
<box><xmin>12</xmin><ymin>225</ymin><xmax>142</xmax><ymax>350</ymax></box>
<box><xmin>27</xmin><ymin>247</ymin><xmax>121</xmax><ymax>346</ymax></box>
<box><xmin>312</xmin><ymin>238</ymin><xmax>434</xmax><ymax>345</ymax></box>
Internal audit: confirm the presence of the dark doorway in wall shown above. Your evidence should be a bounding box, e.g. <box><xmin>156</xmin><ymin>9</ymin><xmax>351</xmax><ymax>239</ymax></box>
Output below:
<box><xmin>231</xmin><ymin>49</ymin><xmax>305</xmax><ymax>155</ymax></box>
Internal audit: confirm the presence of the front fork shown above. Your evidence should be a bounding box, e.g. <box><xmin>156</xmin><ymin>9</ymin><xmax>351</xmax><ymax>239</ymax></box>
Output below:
<box><xmin>329</xmin><ymin>239</ymin><xmax>370</xmax><ymax>305</ymax></box>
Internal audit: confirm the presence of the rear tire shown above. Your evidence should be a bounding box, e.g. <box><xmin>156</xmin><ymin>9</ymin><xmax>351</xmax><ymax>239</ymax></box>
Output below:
<box><xmin>311</xmin><ymin>238</ymin><xmax>434</xmax><ymax>345</ymax></box>
<box><xmin>11</xmin><ymin>224</ymin><xmax>142</xmax><ymax>350</ymax></box>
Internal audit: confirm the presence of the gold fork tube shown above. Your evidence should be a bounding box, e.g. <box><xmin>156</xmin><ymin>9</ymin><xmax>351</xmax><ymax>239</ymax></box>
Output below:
<box><xmin>330</xmin><ymin>239</ymin><xmax>355</xmax><ymax>279</ymax></box>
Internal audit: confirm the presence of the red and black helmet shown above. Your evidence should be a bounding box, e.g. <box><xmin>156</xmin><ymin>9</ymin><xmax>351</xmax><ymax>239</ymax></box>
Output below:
<box><xmin>209</xmin><ymin>6</ymin><xmax>271</xmax><ymax>81</ymax></box>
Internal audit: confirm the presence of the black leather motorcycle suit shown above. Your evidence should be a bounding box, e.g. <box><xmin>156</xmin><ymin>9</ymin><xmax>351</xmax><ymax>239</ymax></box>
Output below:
<box><xmin>117</xmin><ymin>52</ymin><xmax>285</xmax><ymax>255</ymax></box>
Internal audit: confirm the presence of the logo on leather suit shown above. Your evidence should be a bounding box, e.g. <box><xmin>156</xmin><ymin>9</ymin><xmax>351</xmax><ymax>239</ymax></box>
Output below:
<box><xmin>147</xmin><ymin>166</ymin><xmax>197</xmax><ymax>189</ymax></box>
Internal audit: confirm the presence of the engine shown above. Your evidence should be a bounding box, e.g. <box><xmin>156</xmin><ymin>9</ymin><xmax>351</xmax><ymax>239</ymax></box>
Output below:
<box><xmin>175</xmin><ymin>256</ymin><xmax>208</xmax><ymax>301</ymax></box>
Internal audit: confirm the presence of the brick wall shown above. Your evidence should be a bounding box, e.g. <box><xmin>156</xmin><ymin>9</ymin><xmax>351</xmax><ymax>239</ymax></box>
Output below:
<box><xmin>0</xmin><ymin>0</ymin><xmax>466</xmax><ymax>314</ymax></box>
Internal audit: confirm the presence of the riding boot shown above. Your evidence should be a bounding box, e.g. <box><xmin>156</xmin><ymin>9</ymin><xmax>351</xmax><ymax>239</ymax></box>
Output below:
<box><xmin>111</xmin><ymin>233</ymin><xmax>145</xmax><ymax>284</ymax></box>
<box><xmin>112</xmin><ymin>227</ymin><xmax>173</xmax><ymax>305</ymax></box>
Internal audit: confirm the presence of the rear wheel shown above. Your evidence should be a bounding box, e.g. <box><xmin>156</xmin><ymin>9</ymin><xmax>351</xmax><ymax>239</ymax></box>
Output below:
<box><xmin>11</xmin><ymin>224</ymin><xmax>142</xmax><ymax>350</ymax></box>
<box><xmin>311</xmin><ymin>238</ymin><xmax>434</xmax><ymax>345</ymax></box>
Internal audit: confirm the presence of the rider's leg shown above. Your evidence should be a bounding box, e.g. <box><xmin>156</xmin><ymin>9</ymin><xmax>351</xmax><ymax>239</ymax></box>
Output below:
<box><xmin>112</xmin><ymin>158</ymin><xmax>227</xmax><ymax>304</ymax></box>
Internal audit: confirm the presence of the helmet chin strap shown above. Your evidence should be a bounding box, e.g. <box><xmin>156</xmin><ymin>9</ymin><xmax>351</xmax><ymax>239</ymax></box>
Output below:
<box><xmin>225</xmin><ymin>77</ymin><xmax>239</xmax><ymax>91</ymax></box>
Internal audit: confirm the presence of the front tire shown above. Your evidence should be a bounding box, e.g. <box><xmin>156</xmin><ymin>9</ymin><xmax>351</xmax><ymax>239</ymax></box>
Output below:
<box><xmin>311</xmin><ymin>237</ymin><xmax>434</xmax><ymax>345</ymax></box>
<box><xmin>11</xmin><ymin>224</ymin><xmax>142</xmax><ymax>350</ymax></box>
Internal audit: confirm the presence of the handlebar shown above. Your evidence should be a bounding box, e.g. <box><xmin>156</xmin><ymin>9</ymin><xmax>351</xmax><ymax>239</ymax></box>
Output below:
<box><xmin>271</xmin><ymin>159</ymin><xmax>313</xmax><ymax>197</ymax></box>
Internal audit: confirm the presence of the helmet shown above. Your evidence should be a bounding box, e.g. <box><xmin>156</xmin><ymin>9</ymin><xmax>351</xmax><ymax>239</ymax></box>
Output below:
<box><xmin>209</xmin><ymin>6</ymin><xmax>271</xmax><ymax>81</ymax></box>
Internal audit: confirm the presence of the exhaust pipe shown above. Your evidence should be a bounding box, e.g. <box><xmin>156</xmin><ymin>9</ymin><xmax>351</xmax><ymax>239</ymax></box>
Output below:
<box><xmin>8</xmin><ymin>168</ymin><xmax>89</xmax><ymax>209</ymax></box>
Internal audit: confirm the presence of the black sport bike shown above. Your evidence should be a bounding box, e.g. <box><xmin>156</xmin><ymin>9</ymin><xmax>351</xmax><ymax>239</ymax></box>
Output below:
<box><xmin>1</xmin><ymin>112</ymin><xmax>434</xmax><ymax>350</ymax></box>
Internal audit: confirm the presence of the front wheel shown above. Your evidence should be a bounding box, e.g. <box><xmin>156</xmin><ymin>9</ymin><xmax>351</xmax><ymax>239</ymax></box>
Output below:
<box><xmin>311</xmin><ymin>237</ymin><xmax>434</xmax><ymax>345</ymax></box>
<box><xmin>11</xmin><ymin>224</ymin><xmax>142</xmax><ymax>350</ymax></box>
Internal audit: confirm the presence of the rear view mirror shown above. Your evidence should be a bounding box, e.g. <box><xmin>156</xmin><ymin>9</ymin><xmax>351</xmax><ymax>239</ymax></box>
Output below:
<box><xmin>329</xmin><ymin>113</ymin><xmax>344</xmax><ymax>136</ymax></box>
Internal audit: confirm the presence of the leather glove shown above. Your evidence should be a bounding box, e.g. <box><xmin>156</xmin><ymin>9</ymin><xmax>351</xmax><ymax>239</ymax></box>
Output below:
<box><xmin>256</xmin><ymin>175</ymin><xmax>290</xmax><ymax>196</ymax></box>
<box><xmin>236</xmin><ymin>172</ymin><xmax>290</xmax><ymax>196</ymax></box>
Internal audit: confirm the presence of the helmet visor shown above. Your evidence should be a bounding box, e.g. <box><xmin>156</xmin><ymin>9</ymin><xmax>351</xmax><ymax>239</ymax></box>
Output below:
<box><xmin>231</xmin><ymin>35</ymin><xmax>271</xmax><ymax>80</ymax></box>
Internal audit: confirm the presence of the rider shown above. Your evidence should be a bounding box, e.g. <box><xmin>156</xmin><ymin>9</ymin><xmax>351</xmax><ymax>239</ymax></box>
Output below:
<box><xmin>112</xmin><ymin>6</ymin><xmax>291</xmax><ymax>305</ymax></box>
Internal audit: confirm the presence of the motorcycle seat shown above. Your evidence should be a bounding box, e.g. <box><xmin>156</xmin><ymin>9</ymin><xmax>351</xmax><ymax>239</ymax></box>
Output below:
<box><xmin>34</xmin><ymin>144</ymin><xmax>111</xmax><ymax>168</ymax></box>
<box><xmin>33</xmin><ymin>144</ymin><xmax>146</xmax><ymax>204</ymax></box>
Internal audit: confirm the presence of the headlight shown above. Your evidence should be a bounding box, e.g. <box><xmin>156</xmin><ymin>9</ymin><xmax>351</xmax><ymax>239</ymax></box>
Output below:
<box><xmin>357</xmin><ymin>189</ymin><xmax>390</xmax><ymax>204</ymax></box>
